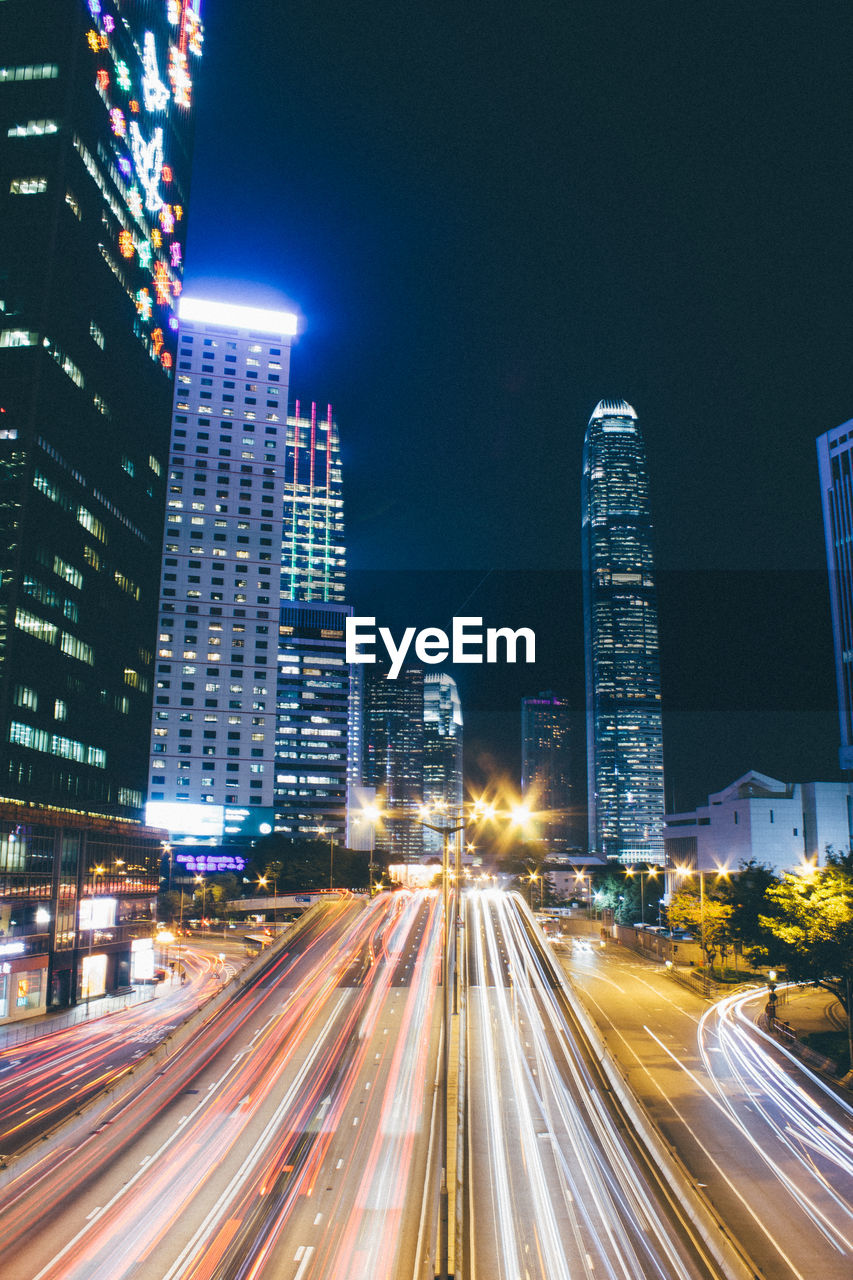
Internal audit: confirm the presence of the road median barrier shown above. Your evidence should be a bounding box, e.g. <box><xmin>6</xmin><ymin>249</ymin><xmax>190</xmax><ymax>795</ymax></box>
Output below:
<box><xmin>522</xmin><ymin>899</ymin><xmax>767</xmax><ymax>1280</ymax></box>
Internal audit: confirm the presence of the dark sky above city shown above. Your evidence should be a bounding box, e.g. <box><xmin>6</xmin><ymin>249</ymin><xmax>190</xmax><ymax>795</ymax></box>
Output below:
<box><xmin>185</xmin><ymin>1</ymin><xmax>853</xmax><ymax>810</ymax></box>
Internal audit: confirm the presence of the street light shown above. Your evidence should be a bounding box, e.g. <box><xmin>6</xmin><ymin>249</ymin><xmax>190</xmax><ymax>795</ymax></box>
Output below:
<box><xmin>195</xmin><ymin>874</ymin><xmax>206</xmax><ymax>937</ymax></box>
<box><xmin>361</xmin><ymin>803</ymin><xmax>382</xmax><ymax>896</ymax></box>
<box><xmin>674</xmin><ymin>864</ymin><xmax>730</xmax><ymax>992</ymax></box>
<box><xmin>318</xmin><ymin>826</ymin><xmax>336</xmax><ymax>891</ymax></box>
<box><xmin>625</xmin><ymin>865</ymin><xmax>659</xmax><ymax>926</ymax></box>
<box><xmin>257</xmin><ymin>872</ymin><xmax>278</xmax><ymax>933</ymax></box>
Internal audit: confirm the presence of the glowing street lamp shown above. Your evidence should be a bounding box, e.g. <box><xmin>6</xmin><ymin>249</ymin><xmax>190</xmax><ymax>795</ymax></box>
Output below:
<box><xmin>257</xmin><ymin>872</ymin><xmax>278</xmax><ymax>932</ymax></box>
<box><xmin>360</xmin><ymin>803</ymin><xmax>382</xmax><ymax>896</ymax></box>
<box><xmin>195</xmin><ymin>874</ymin><xmax>206</xmax><ymax>937</ymax></box>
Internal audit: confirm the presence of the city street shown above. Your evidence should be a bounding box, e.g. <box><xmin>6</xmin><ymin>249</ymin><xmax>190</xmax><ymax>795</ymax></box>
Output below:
<box><xmin>0</xmin><ymin>892</ymin><xmax>442</xmax><ymax>1280</ymax></box>
<box><xmin>0</xmin><ymin>945</ymin><xmax>236</xmax><ymax>1155</ymax></box>
<box><xmin>466</xmin><ymin>891</ymin><xmax>719</xmax><ymax>1280</ymax></box>
<box><xmin>559</xmin><ymin>931</ymin><xmax>853</xmax><ymax>1280</ymax></box>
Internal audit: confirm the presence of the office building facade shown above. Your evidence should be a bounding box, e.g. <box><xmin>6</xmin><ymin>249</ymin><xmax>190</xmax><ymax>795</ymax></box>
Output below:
<box><xmin>362</xmin><ymin>664</ymin><xmax>424</xmax><ymax>860</ymax></box>
<box><xmin>521</xmin><ymin>692</ymin><xmax>583</xmax><ymax>851</ymax></box>
<box><xmin>146</xmin><ymin>297</ymin><xmax>297</xmax><ymax>846</ymax></box>
<box><xmin>817</xmin><ymin>421</ymin><xmax>853</xmax><ymax>770</ymax></box>
<box><xmin>283</xmin><ymin>401</ymin><xmax>345</xmax><ymax>604</ymax></box>
<box><xmin>274</xmin><ymin>601</ymin><xmax>353</xmax><ymax>842</ymax></box>
<box><xmin>422</xmin><ymin>672</ymin><xmax>463</xmax><ymax>854</ymax></box>
<box><xmin>582</xmin><ymin>399</ymin><xmax>665</xmax><ymax>863</ymax></box>
<box><xmin>0</xmin><ymin>0</ymin><xmax>203</xmax><ymax>820</ymax></box>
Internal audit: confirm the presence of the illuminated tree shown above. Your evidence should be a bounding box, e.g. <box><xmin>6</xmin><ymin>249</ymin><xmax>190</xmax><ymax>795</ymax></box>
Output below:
<box><xmin>667</xmin><ymin>884</ymin><xmax>733</xmax><ymax>971</ymax></box>
<box><xmin>759</xmin><ymin>863</ymin><xmax>853</xmax><ymax>1017</ymax></box>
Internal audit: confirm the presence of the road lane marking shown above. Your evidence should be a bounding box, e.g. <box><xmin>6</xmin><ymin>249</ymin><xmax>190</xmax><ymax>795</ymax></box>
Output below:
<box><xmin>294</xmin><ymin>1247</ymin><xmax>315</xmax><ymax>1280</ymax></box>
<box><xmin>85</xmin><ymin>1206</ymin><xmax>101</xmax><ymax>1220</ymax></box>
<box><xmin>336</xmin><ymin>1158</ymin><xmax>343</xmax><ymax>1169</ymax></box>
<box><xmin>314</xmin><ymin>1212</ymin><xmax>323</xmax><ymax>1224</ymax></box>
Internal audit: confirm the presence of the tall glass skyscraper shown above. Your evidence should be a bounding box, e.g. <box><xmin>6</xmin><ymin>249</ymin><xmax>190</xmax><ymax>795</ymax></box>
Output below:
<box><xmin>422</xmin><ymin>672</ymin><xmax>463</xmax><ymax>853</ymax></box>
<box><xmin>521</xmin><ymin>692</ymin><xmax>583</xmax><ymax>851</ymax></box>
<box><xmin>816</xmin><ymin>420</ymin><xmax>853</xmax><ymax>770</ymax></box>
<box><xmin>582</xmin><ymin>399</ymin><xmax>664</xmax><ymax>863</ymax></box>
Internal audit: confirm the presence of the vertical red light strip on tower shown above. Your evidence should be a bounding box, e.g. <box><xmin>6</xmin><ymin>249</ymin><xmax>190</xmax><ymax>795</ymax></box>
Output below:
<box><xmin>289</xmin><ymin>398</ymin><xmax>300</xmax><ymax>598</ymax></box>
<box><xmin>307</xmin><ymin>401</ymin><xmax>317</xmax><ymax>599</ymax></box>
<box><xmin>324</xmin><ymin>404</ymin><xmax>333</xmax><ymax>600</ymax></box>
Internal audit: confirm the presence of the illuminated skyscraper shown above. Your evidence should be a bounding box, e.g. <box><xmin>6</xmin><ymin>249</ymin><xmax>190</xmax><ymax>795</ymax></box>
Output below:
<box><xmin>146</xmin><ymin>298</ymin><xmax>356</xmax><ymax>850</ymax></box>
<box><xmin>817</xmin><ymin>421</ymin><xmax>853</xmax><ymax>770</ymax></box>
<box><xmin>147</xmin><ymin>297</ymin><xmax>297</xmax><ymax>848</ymax></box>
<box><xmin>362</xmin><ymin>663</ymin><xmax>424</xmax><ymax>860</ymax></box>
<box><xmin>0</xmin><ymin>1</ymin><xmax>203</xmax><ymax>819</ymax></box>
<box><xmin>582</xmin><ymin>399</ymin><xmax>665</xmax><ymax>863</ymax></box>
<box><xmin>283</xmin><ymin>402</ymin><xmax>345</xmax><ymax>603</ymax></box>
<box><xmin>521</xmin><ymin>692</ymin><xmax>583</xmax><ymax>850</ymax></box>
<box><xmin>422</xmin><ymin>672</ymin><xmax>463</xmax><ymax>853</ymax></box>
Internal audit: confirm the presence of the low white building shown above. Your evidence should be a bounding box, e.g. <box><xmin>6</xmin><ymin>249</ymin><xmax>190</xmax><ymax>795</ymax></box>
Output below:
<box><xmin>663</xmin><ymin>770</ymin><xmax>853</xmax><ymax>876</ymax></box>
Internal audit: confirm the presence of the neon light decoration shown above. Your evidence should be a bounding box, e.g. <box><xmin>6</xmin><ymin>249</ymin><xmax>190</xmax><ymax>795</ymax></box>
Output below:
<box><xmin>167</xmin><ymin>0</ymin><xmax>181</xmax><ymax>23</ymax></box>
<box><xmin>168</xmin><ymin>45</ymin><xmax>192</xmax><ymax>107</ymax></box>
<box><xmin>127</xmin><ymin>187</ymin><xmax>143</xmax><ymax>218</ymax></box>
<box><xmin>129</xmin><ymin>122</ymin><xmax>164</xmax><ymax>212</ymax></box>
<box><xmin>153</xmin><ymin>260</ymin><xmax>171</xmax><ymax>305</ymax></box>
<box><xmin>110</xmin><ymin>107</ymin><xmax>126</xmax><ymax>138</ymax></box>
<box><xmin>142</xmin><ymin>31</ymin><xmax>169</xmax><ymax>112</ymax></box>
<box><xmin>151</xmin><ymin>328</ymin><xmax>164</xmax><ymax>356</ymax></box>
<box><xmin>170</xmin><ymin>242</ymin><xmax>181</xmax><ymax>267</ymax></box>
<box><xmin>96</xmin><ymin>68</ymin><xmax>109</xmax><ymax>90</ymax></box>
<box><xmin>118</xmin><ymin>229</ymin><xmax>135</xmax><ymax>259</ymax></box>
<box><xmin>160</xmin><ymin>204</ymin><xmax>175</xmax><ymax>233</ymax></box>
<box><xmin>136</xmin><ymin>289</ymin><xmax>153</xmax><ymax>321</ymax></box>
<box><xmin>116</xmin><ymin>59</ymin><xmax>131</xmax><ymax>91</ymax></box>
<box><xmin>137</xmin><ymin>240</ymin><xmax>152</xmax><ymax>268</ymax></box>
<box><xmin>87</xmin><ymin>30</ymin><xmax>100</xmax><ymax>52</ymax></box>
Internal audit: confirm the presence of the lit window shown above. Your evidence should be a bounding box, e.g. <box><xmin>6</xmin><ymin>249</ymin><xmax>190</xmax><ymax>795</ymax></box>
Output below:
<box><xmin>10</xmin><ymin>177</ymin><xmax>47</xmax><ymax>195</ymax></box>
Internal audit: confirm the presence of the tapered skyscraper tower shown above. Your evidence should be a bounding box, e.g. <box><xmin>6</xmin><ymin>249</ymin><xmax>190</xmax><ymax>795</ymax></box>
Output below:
<box><xmin>582</xmin><ymin>399</ymin><xmax>664</xmax><ymax>863</ymax></box>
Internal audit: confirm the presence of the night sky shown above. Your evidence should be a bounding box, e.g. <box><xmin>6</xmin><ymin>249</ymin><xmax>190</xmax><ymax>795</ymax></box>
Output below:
<box><xmin>185</xmin><ymin>1</ymin><xmax>853</xmax><ymax>811</ymax></box>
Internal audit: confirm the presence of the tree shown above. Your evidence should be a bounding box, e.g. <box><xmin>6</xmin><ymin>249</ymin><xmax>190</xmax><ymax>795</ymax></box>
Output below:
<box><xmin>667</xmin><ymin>883</ymin><xmax>733</xmax><ymax>971</ymax></box>
<box><xmin>720</xmin><ymin>860</ymin><xmax>781</xmax><ymax>963</ymax></box>
<box><xmin>759</xmin><ymin>863</ymin><xmax>853</xmax><ymax>1019</ymax></box>
<box><xmin>591</xmin><ymin>872</ymin><xmax>641</xmax><ymax>925</ymax></box>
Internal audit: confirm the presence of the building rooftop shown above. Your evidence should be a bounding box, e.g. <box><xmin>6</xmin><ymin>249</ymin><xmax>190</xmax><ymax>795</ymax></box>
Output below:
<box><xmin>589</xmin><ymin>398</ymin><xmax>637</xmax><ymax>421</ymax></box>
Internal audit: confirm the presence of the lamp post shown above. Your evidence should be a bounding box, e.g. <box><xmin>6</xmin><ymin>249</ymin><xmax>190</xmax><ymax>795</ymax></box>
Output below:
<box><xmin>625</xmin><ymin>864</ymin><xmax>659</xmax><ymax>926</ymax></box>
<box><xmin>319</xmin><ymin>826</ymin><xmax>336</xmax><ymax>891</ymax></box>
<box><xmin>195</xmin><ymin>874</ymin><xmax>206</xmax><ymax>938</ymax></box>
<box><xmin>674</xmin><ymin>864</ymin><xmax>730</xmax><ymax>994</ymax></box>
<box><xmin>257</xmin><ymin>872</ymin><xmax>278</xmax><ymax>933</ymax></box>
<box><xmin>360</xmin><ymin>804</ymin><xmax>382</xmax><ymax>896</ymax></box>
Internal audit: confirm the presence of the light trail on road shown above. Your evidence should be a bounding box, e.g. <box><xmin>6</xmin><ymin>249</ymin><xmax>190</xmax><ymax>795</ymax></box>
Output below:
<box><xmin>0</xmin><ymin>947</ymin><xmax>227</xmax><ymax>1153</ymax></box>
<box><xmin>0</xmin><ymin>891</ymin><xmax>442</xmax><ymax>1280</ymax></box>
<box><xmin>698</xmin><ymin>986</ymin><xmax>853</xmax><ymax>1257</ymax></box>
<box><xmin>467</xmin><ymin>891</ymin><xmax>713</xmax><ymax>1280</ymax></box>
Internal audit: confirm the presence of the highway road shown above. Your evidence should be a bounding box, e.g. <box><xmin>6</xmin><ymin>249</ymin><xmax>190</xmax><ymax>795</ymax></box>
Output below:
<box><xmin>0</xmin><ymin>890</ymin><xmax>443</xmax><ymax>1280</ymax></box>
<box><xmin>466</xmin><ymin>891</ymin><xmax>719</xmax><ymax>1280</ymax></box>
<box><xmin>559</xmin><ymin>929</ymin><xmax>853</xmax><ymax>1280</ymax></box>
<box><xmin>0</xmin><ymin>946</ymin><xmax>236</xmax><ymax>1155</ymax></box>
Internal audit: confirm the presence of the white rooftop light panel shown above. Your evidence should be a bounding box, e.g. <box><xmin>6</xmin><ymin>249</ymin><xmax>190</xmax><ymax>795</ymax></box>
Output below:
<box><xmin>178</xmin><ymin>296</ymin><xmax>298</xmax><ymax>335</ymax></box>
